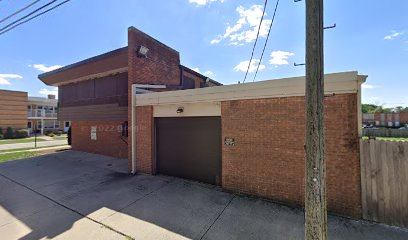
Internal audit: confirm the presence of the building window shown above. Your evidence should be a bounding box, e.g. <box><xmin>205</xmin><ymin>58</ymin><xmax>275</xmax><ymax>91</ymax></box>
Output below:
<box><xmin>55</xmin><ymin>121</ymin><xmax>60</xmax><ymax>128</ymax></box>
<box><xmin>37</xmin><ymin>121</ymin><xmax>42</xmax><ymax>129</ymax></box>
<box><xmin>64</xmin><ymin>121</ymin><xmax>71</xmax><ymax>128</ymax></box>
<box><xmin>27</xmin><ymin>122</ymin><xmax>32</xmax><ymax>129</ymax></box>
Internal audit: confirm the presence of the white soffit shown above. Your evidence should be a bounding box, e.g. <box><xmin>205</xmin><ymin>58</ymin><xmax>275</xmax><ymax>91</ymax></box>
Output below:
<box><xmin>153</xmin><ymin>102</ymin><xmax>221</xmax><ymax>117</ymax></box>
<box><xmin>136</xmin><ymin>71</ymin><xmax>367</xmax><ymax>106</ymax></box>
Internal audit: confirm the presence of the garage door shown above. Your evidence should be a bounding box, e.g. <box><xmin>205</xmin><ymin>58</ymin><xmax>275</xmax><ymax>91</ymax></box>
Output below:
<box><xmin>156</xmin><ymin>117</ymin><xmax>221</xmax><ymax>185</ymax></box>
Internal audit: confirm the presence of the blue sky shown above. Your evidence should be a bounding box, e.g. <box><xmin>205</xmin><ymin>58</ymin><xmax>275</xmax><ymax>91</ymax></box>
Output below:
<box><xmin>0</xmin><ymin>0</ymin><xmax>407</xmax><ymax>107</ymax></box>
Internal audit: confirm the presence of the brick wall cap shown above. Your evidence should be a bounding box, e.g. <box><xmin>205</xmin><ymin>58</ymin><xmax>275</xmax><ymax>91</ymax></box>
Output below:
<box><xmin>128</xmin><ymin>26</ymin><xmax>179</xmax><ymax>55</ymax></box>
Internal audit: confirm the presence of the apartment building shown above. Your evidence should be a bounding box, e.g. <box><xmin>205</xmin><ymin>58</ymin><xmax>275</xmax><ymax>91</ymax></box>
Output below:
<box><xmin>0</xmin><ymin>89</ymin><xmax>69</xmax><ymax>135</ymax></box>
<box><xmin>27</xmin><ymin>95</ymin><xmax>71</xmax><ymax>134</ymax></box>
<box><xmin>0</xmin><ymin>90</ymin><xmax>28</xmax><ymax>130</ymax></box>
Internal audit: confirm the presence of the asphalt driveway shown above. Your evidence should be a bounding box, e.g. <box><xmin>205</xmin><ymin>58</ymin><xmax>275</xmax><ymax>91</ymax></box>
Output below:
<box><xmin>0</xmin><ymin>151</ymin><xmax>407</xmax><ymax>240</ymax></box>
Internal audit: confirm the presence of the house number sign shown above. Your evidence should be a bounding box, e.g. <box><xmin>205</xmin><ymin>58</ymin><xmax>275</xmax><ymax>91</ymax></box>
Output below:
<box><xmin>224</xmin><ymin>137</ymin><xmax>235</xmax><ymax>146</ymax></box>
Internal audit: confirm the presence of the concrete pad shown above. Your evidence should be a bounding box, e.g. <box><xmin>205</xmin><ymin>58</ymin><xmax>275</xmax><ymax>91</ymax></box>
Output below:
<box><xmin>201</xmin><ymin>196</ymin><xmax>303</xmax><ymax>240</ymax></box>
<box><xmin>1</xmin><ymin>151</ymin><xmax>408</xmax><ymax>240</ymax></box>
<box><xmin>0</xmin><ymin>205</ymin><xmax>124</xmax><ymax>240</ymax></box>
<box><xmin>103</xmin><ymin>179</ymin><xmax>234</xmax><ymax>240</ymax></box>
<box><xmin>201</xmin><ymin>195</ymin><xmax>408</xmax><ymax>240</ymax></box>
<box><xmin>60</xmin><ymin>174</ymin><xmax>171</xmax><ymax>222</ymax></box>
<box><xmin>0</xmin><ymin>175</ymin><xmax>56</xmax><ymax>227</ymax></box>
<box><xmin>36</xmin><ymin>168</ymin><xmax>118</xmax><ymax>200</ymax></box>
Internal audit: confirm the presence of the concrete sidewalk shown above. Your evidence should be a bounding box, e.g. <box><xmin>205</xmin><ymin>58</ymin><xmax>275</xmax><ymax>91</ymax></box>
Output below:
<box><xmin>0</xmin><ymin>151</ymin><xmax>407</xmax><ymax>239</ymax></box>
<box><xmin>0</xmin><ymin>140</ymin><xmax>67</xmax><ymax>151</ymax></box>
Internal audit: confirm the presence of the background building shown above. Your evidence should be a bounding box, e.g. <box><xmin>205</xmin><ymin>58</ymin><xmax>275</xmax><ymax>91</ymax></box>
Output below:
<box><xmin>0</xmin><ymin>90</ymin><xmax>28</xmax><ymax>131</ymax></box>
<box><xmin>0</xmin><ymin>89</ymin><xmax>68</xmax><ymax>135</ymax></box>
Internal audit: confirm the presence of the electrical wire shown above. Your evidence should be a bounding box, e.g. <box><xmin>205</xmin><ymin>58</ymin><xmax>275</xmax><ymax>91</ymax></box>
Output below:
<box><xmin>242</xmin><ymin>0</ymin><xmax>268</xmax><ymax>83</ymax></box>
<box><xmin>0</xmin><ymin>0</ymin><xmax>58</xmax><ymax>33</ymax></box>
<box><xmin>0</xmin><ymin>0</ymin><xmax>42</xmax><ymax>24</ymax></box>
<box><xmin>0</xmin><ymin>0</ymin><xmax>71</xmax><ymax>36</ymax></box>
<box><xmin>252</xmin><ymin>0</ymin><xmax>280</xmax><ymax>82</ymax></box>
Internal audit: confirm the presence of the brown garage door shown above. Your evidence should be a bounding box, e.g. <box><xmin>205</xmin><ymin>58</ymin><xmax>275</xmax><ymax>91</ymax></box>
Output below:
<box><xmin>155</xmin><ymin>117</ymin><xmax>221</xmax><ymax>185</ymax></box>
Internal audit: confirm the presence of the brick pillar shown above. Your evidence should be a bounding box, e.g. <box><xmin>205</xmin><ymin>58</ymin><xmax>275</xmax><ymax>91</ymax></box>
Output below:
<box><xmin>127</xmin><ymin>26</ymin><xmax>181</xmax><ymax>173</ymax></box>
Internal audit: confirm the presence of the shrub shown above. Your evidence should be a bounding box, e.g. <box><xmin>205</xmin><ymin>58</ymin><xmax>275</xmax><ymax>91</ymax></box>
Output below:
<box><xmin>45</xmin><ymin>130</ymin><xmax>53</xmax><ymax>136</ymax></box>
<box><xmin>5</xmin><ymin>127</ymin><xmax>14</xmax><ymax>139</ymax></box>
<box><xmin>48</xmin><ymin>133</ymin><xmax>55</xmax><ymax>137</ymax></box>
<box><xmin>15</xmin><ymin>129</ymin><xmax>29</xmax><ymax>139</ymax></box>
<box><xmin>55</xmin><ymin>131</ymin><xmax>62</xmax><ymax>136</ymax></box>
<box><xmin>0</xmin><ymin>127</ymin><xmax>3</xmax><ymax>135</ymax></box>
<box><xmin>0</xmin><ymin>134</ymin><xmax>3</xmax><ymax>139</ymax></box>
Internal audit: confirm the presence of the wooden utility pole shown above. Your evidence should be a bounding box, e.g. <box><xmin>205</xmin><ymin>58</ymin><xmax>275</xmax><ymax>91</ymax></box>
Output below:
<box><xmin>305</xmin><ymin>0</ymin><xmax>327</xmax><ymax>239</ymax></box>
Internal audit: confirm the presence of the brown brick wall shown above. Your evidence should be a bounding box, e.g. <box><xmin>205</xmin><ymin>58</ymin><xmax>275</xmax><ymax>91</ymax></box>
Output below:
<box><xmin>221</xmin><ymin>93</ymin><xmax>361</xmax><ymax>218</ymax></box>
<box><xmin>0</xmin><ymin>90</ymin><xmax>28</xmax><ymax>130</ymax></box>
<box><xmin>71</xmin><ymin>120</ymin><xmax>128</xmax><ymax>159</ymax></box>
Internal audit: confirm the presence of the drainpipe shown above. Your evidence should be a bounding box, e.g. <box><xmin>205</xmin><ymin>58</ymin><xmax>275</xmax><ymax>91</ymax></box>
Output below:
<box><xmin>131</xmin><ymin>84</ymin><xmax>137</xmax><ymax>174</ymax></box>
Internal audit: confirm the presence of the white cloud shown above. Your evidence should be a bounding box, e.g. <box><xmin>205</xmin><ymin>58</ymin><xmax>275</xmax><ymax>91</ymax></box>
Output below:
<box><xmin>0</xmin><ymin>74</ymin><xmax>23</xmax><ymax>85</ymax></box>
<box><xmin>384</xmin><ymin>31</ymin><xmax>403</xmax><ymax>40</ymax></box>
<box><xmin>204</xmin><ymin>70</ymin><xmax>216</xmax><ymax>77</ymax></box>
<box><xmin>364</xmin><ymin>97</ymin><xmax>383</xmax><ymax>105</ymax></box>
<box><xmin>361</xmin><ymin>83</ymin><xmax>382</xmax><ymax>89</ymax></box>
<box><xmin>211</xmin><ymin>5</ymin><xmax>272</xmax><ymax>45</ymax></box>
<box><xmin>31</xmin><ymin>64</ymin><xmax>63</xmax><ymax>72</ymax></box>
<box><xmin>39</xmin><ymin>87</ymin><xmax>58</xmax><ymax>98</ymax></box>
<box><xmin>189</xmin><ymin>0</ymin><xmax>224</xmax><ymax>6</ymax></box>
<box><xmin>269</xmin><ymin>51</ymin><xmax>294</xmax><ymax>65</ymax></box>
<box><xmin>192</xmin><ymin>68</ymin><xmax>216</xmax><ymax>77</ymax></box>
<box><xmin>210</xmin><ymin>38</ymin><xmax>222</xmax><ymax>44</ymax></box>
<box><xmin>234</xmin><ymin>59</ymin><xmax>265</xmax><ymax>73</ymax></box>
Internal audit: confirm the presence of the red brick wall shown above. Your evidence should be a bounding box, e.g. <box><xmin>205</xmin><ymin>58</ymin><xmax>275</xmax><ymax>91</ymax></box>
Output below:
<box><xmin>71</xmin><ymin>120</ymin><xmax>128</xmax><ymax>159</ymax></box>
<box><xmin>221</xmin><ymin>93</ymin><xmax>361</xmax><ymax>218</ymax></box>
<box><xmin>130</xmin><ymin>106</ymin><xmax>155</xmax><ymax>174</ymax></box>
<box><xmin>127</xmin><ymin>27</ymin><xmax>182</xmax><ymax>170</ymax></box>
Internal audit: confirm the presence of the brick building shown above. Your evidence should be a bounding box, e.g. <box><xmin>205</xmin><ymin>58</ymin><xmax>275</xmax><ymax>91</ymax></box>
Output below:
<box><xmin>39</xmin><ymin>26</ymin><xmax>367</xmax><ymax>219</ymax></box>
<box><xmin>373</xmin><ymin>112</ymin><xmax>408</xmax><ymax>127</ymax></box>
<box><xmin>0</xmin><ymin>89</ymin><xmax>67</xmax><ymax>135</ymax></box>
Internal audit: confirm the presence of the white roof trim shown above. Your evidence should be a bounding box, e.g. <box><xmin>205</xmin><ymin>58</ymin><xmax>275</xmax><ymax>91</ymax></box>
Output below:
<box><xmin>135</xmin><ymin>71</ymin><xmax>367</xmax><ymax>106</ymax></box>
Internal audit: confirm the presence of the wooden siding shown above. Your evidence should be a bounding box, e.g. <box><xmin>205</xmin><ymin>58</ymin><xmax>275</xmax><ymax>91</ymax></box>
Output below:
<box><xmin>0</xmin><ymin>90</ymin><xmax>28</xmax><ymax>130</ymax></box>
<box><xmin>59</xmin><ymin>72</ymin><xmax>128</xmax><ymax>108</ymax></box>
<box><xmin>59</xmin><ymin>104</ymin><xmax>127</xmax><ymax>121</ymax></box>
<box><xmin>58</xmin><ymin>72</ymin><xmax>128</xmax><ymax>121</ymax></box>
<box><xmin>360</xmin><ymin>139</ymin><xmax>408</xmax><ymax>228</ymax></box>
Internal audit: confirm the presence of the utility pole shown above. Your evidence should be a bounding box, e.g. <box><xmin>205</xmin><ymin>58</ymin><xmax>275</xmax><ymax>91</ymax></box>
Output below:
<box><xmin>305</xmin><ymin>0</ymin><xmax>327</xmax><ymax>239</ymax></box>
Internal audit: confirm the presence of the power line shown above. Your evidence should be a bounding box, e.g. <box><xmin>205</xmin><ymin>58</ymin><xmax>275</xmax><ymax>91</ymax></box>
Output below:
<box><xmin>242</xmin><ymin>0</ymin><xmax>268</xmax><ymax>83</ymax></box>
<box><xmin>0</xmin><ymin>0</ymin><xmax>58</xmax><ymax>33</ymax></box>
<box><xmin>252</xmin><ymin>0</ymin><xmax>280</xmax><ymax>82</ymax></box>
<box><xmin>0</xmin><ymin>0</ymin><xmax>70</xmax><ymax>36</ymax></box>
<box><xmin>0</xmin><ymin>0</ymin><xmax>42</xmax><ymax>24</ymax></box>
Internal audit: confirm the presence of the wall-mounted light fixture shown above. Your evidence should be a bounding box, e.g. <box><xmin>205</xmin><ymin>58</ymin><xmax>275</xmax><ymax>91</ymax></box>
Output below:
<box><xmin>176</xmin><ymin>107</ymin><xmax>184</xmax><ymax>114</ymax></box>
<box><xmin>137</xmin><ymin>45</ymin><xmax>149</xmax><ymax>58</ymax></box>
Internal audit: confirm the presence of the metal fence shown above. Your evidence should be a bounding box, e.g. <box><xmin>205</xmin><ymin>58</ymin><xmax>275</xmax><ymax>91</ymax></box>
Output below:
<box><xmin>363</xmin><ymin>128</ymin><xmax>408</xmax><ymax>138</ymax></box>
